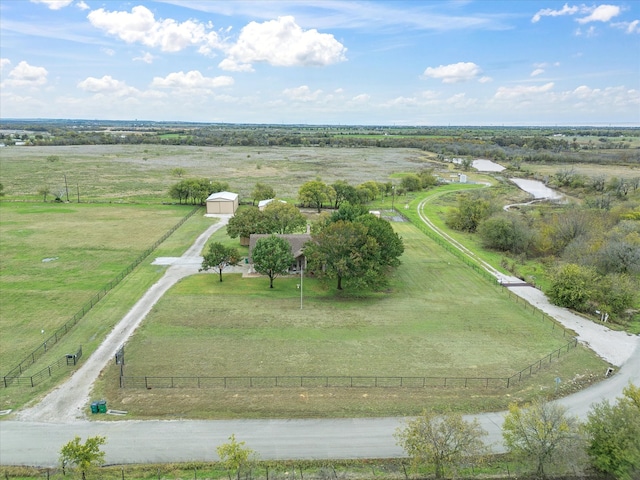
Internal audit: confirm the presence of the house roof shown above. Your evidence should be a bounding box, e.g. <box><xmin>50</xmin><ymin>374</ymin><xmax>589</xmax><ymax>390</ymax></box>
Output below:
<box><xmin>206</xmin><ymin>191</ymin><xmax>238</xmax><ymax>202</ymax></box>
<box><xmin>248</xmin><ymin>234</ymin><xmax>312</xmax><ymax>262</ymax></box>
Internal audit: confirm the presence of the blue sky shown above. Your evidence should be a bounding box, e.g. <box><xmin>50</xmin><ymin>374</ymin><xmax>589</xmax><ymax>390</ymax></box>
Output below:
<box><xmin>1</xmin><ymin>0</ymin><xmax>638</xmax><ymax>125</ymax></box>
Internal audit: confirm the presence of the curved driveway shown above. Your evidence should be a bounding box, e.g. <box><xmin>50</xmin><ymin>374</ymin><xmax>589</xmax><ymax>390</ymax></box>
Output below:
<box><xmin>1</xmin><ymin>208</ymin><xmax>638</xmax><ymax>467</ymax></box>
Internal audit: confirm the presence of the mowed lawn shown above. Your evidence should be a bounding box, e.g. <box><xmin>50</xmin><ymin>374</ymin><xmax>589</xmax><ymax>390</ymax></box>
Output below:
<box><xmin>0</xmin><ymin>202</ymin><xmax>193</xmax><ymax>368</ymax></box>
<box><xmin>122</xmin><ymin>221</ymin><xmax>574</xmax><ymax>381</ymax></box>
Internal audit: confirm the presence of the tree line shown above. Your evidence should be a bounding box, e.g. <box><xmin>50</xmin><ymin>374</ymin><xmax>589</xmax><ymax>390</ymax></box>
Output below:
<box><xmin>445</xmin><ymin>184</ymin><xmax>639</xmax><ymax>324</ymax></box>
<box><xmin>3</xmin><ymin>121</ymin><xmax>638</xmax><ymax>166</ymax></box>
<box><xmin>203</xmin><ymin>201</ymin><xmax>404</xmax><ymax>292</ymax></box>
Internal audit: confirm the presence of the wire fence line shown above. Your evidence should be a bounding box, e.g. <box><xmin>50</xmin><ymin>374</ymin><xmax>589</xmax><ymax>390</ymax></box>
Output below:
<box><xmin>400</xmin><ymin>207</ymin><xmax>577</xmax><ymax>340</ymax></box>
<box><xmin>2</xmin><ymin>346</ymin><xmax>83</xmax><ymax>388</ymax></box>
<box><xmin>399</xmin><ymin>208</ymin><xmax>498</xmax><ymax>285</ymax></box>
<box><xmin>119</xmin><ymin>337</ymin><xmax>578</xmax><ymax>390</ymax></box>
<box><xmin>120</xmin><ymin>207</ymin><xmax>580</xmax><ymax>392</ymax></box>
<box><xmin>1</xmin><ymin>206</ymin><xmax>202</xmax><ymax>385</ymax></box>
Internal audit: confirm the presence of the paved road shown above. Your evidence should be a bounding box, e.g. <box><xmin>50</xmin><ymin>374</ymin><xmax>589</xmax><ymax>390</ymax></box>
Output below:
<box><xmin>1</xmin><ymin>346</ymin><xmax>638</xmax><ymax>466</ymax></box>
<box><xmin>1</xmin><ymin>208</ymin><xmax>638</xmax><ymax>467</ymax></box>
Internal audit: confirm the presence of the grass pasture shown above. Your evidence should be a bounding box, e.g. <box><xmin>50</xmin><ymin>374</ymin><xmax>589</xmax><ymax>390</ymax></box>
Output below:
<box><xmin>0</xmin><ymin>202</ymin><xmax>194</xmax><ymax>373</ymax></box>
<box><xmin>95</xmin><ymin>221</ymin><xmax>607</xmax><ymax>419</ymax></box>
<box><xmin>0</xmin><ymin>145</ymin><xmax>437</xmax><ymax>203</ymax></box>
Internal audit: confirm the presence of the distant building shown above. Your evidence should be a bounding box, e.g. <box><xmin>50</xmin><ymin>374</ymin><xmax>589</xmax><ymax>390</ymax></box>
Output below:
<box><xmin>258</xmin><ymin>198</ymin><xmax>286</xmax><ymax>211</ymax></box>
<box><xmin>205</xmin><ymin>191</ymin><xmax>239</xmax><ymax>215</ymax></box>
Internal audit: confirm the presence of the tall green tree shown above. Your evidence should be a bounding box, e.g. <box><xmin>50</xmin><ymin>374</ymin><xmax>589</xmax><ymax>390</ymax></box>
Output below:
<box><xmin>60</xmin><ymin>435</ymin><xmax>107</xmax><ymax>480</ymax></box>
<box><xmin>226</xmin><ymin>207</ymin><xmax>270</xmax><ymax>241</ymax></box>
<box><xmin>330</xmin><ymin>202</ymin><xmax>369</xmax><ymax>223</ymax></box>
<box><xmin>503</xmin><ymin>399</ymin><xmax>583</xmax><ymax>479</ymax></box>
<box><xmin>418</xmin><ymin>168</ymin><xmax>438</xmax><ymax>188</ymax></box>
<box><xmin>584</xmin><ymin>383</ymin><xmax>640</xmax><ymax>480</ymax></box>
<box><xmin>216</xmin><ymin>434</ymin><xmax>258</xmax><ymax>480</ymax></box>
<box><xmin>169</xmin><ymin>179</ymin><xmax>191</xmax><ymax>204</ymax></box>
<box><xmin>357</xmin><ymin>181</ymin><xmax>379</xmax><ymax>202</ymax></box>
<box><xmin>298</xmin><ymin>180</ymin><xmax>335</xmax><ymax>212</ymax></box>
<box><xmin>478</xmin><ymin>214</ymin><xmax>533</xmax><ymax>254</ymax></box>
<box><xmin>546</xmin><ymin>263</ymin><xmax>597</xmax><ymax>312</ymax></box>
<box><xmin>355</xmin><ymin>214</ymin><xmax>404</xmax><ymax>268</ymax></box>
<box><xmin>251</xmin><ymin>235</ymin><xmax>294</xmax><ymax>288</ymax></box>
<box><xmin>305</xmin><ymin>220</ymin><xmax>380</xmax><ymax>290</ymax></box>
<box><xmin>400</xmin><ymin>173</ymin><xmax>422</xmax><ymax>192</ymax></box>
<box><xmin>251</xmin><ymin>182</ymin><xmax>276</xmax><ymax>205</ymax></box>
<box><xmin>263</xmin><ymin>201</ymin><xmax>306</xmax><ymax>234</ymax></box>
<box><xmin>331</xmin><ymin>180</ymin><xmax>359</xmax><ymax>208</ymax></box>
<box><xmin>446</xmin><ymin>193</ymin><xmax>492</xmax><ymax>233</ymax></box>
<box><xmin>200</xmin><ymin>242</ymin><xmax>241</xmax><ymax>282</ymax></box>
<box><xmin>395</xmin><ymin>410</ymin><xmax>487</xmax><ymax>479</ymax></box>
<box><xmin>168</xmin><ymin>178</ymin><xmax>229</xmax><ymax>205</ymax></box>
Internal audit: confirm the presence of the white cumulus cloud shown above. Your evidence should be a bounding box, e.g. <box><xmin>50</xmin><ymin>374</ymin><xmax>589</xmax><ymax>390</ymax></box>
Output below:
<box><xmin>532</xmin><ymin>4</ymin><xmax>579</xmax><ymax>23</ymax></box>
<box><xmin>494</xmin><ymin>82</ymin><xmax>555</xmax><ymax>100</ymax></box>
<box><xmin>151</xmin><ymin>71</ymin><xmax>234</xmax><ymax>89</ymax></box>
<box><xmin>350</xmin><ymin>93</ymin><xmax>370</xmax><ymax>103</ymax></box>
<box><xmin>422</xmin><ymin>62</ymin><xmax>481</xmax><ymax>83</ymax></box>
<box><xmin>533</xmin><ymin>4</ymin><xmax>622</xmax><ymax>25</ymax></box>
<box><xmin>5</xmin><ymin>61</ymin><xmax>48</xmax><ymax>87</ymax></box>
<box><xmin>577</xmin><ymin>4</ymin><xmax>621</xmax><ymax>24</ymax></box>
<box><xmin>220</xmin><ymin>16</ymin><xmax>347</xmax><ymax>72</ymax></box>
<box><xmin>134</xmin><ymin>52</ymin><xmax>156</xmax><ymax>64</ymax></box>
<box><xmin>30</xmin><ymin>0</ymin><xmax>74</xmax><ymax>10</ymax></box>
<box><xmin>612</xmin><ymin>19</ymin><xmax>640</xmax><ymax>34</ymax></box>
<box><xmin>77</xmin><ymin>75</ymin><xmax>138</xmax><ymax>96</ymax></box>
<box><xmin>0</xmin><ymin>58</ymin><xmax>11</xmax><ymax>72</ymax></box>
<box><xmin>87</xmin><ymin>5</ymin><xmax>222</xmax><ymax>53</ymax></box>
<box><xmin>282</xmin><ymin>85</ymin><xmax>323</xmax><ymax>102</ymax></box>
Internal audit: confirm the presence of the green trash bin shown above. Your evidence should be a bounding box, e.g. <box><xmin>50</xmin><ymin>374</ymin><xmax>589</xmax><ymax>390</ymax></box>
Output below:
<box><xmin>90</xmin><ymin>402</ymin><xmax>99</xmax><ymax>414</ymax></box>
<box><xmin>97</xmin><ymin>400</ymin><xmax>107</xmax><ymax>413</ymax></box>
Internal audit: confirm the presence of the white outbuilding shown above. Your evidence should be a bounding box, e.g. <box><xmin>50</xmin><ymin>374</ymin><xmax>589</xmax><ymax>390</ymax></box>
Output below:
<box><xmin>258</xmin><ymin>198</ymin><xmax>287</xmax><ymax>211</ymax></box>
<box><xmin>206</xmin><ymin>191</ymin><xmax>239</xmax><ymax>214</ymax></box>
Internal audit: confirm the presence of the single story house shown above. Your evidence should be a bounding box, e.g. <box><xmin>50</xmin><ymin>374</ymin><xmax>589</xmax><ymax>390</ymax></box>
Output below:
<box><xmin>206</xmin><ymin>191</ymin><xmax>239</xmax><ymax>214</ymax></box>
<box><xmin>248</xmin><ymin>233</ymin><xmax>312</xmax><ymax>272</ymax></box>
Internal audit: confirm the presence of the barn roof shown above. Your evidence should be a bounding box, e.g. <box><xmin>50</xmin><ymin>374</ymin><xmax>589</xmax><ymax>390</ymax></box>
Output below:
<box><xmin>206</xmin><ymin>191</ymin><xmax>238</xmax><ymax>201</ymax></box>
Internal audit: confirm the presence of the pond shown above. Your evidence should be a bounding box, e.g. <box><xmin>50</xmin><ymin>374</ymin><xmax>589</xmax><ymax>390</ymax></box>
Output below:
<box><xmin>451</xmin><ymin>158</ymin><xmax>506</xmax><ymax>172</ymax></box>
<box><xmin>472</xmin><ymin>159</ymin><xmax>506</xmax><ymax>172</ymax></box>
<box><xmin>510</xmin><ymin>178</ymin><xmax>563</xmax><ymax>200</ymax></box>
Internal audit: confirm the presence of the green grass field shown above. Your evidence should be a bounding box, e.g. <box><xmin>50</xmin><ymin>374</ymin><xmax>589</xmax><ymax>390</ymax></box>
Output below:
<box><xmin>92</xmin><ymin>220</ymin><xmax>606</xmax><ymax>419</ymax></box>
<box><xmin>0</xmin><ymin>202</ymin><xmax>195</xmax><ymax>367</ymax></box>
<box><xmin>0</xmin><ymin>144</ymin><xmax>611</xmax><ymax>418</ymax></box>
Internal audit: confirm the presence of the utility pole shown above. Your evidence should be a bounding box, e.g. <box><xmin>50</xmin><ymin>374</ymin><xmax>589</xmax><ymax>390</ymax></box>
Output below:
<box><xmin>64</xmin><ymin>174</ymin><xmax>69</xmax><ymax>202</ymax></box>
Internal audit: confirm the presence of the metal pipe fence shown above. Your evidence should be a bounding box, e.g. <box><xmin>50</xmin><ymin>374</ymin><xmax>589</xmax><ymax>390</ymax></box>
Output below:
<box><xmin>3</xmin><ymin>346</ymin><xmax>82</xmax><ymax>388</ymax></box>
<box><xmin>119</xmin><ymin>337</ymin><xmax>578</xmax><ymax>390</ymax></box>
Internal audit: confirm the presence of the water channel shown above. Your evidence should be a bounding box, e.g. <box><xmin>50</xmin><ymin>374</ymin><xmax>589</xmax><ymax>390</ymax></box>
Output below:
<box><xmin>466</xmin><ymin>158</ymin><xmax>563</xmax><ymax>208</ymax></box>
